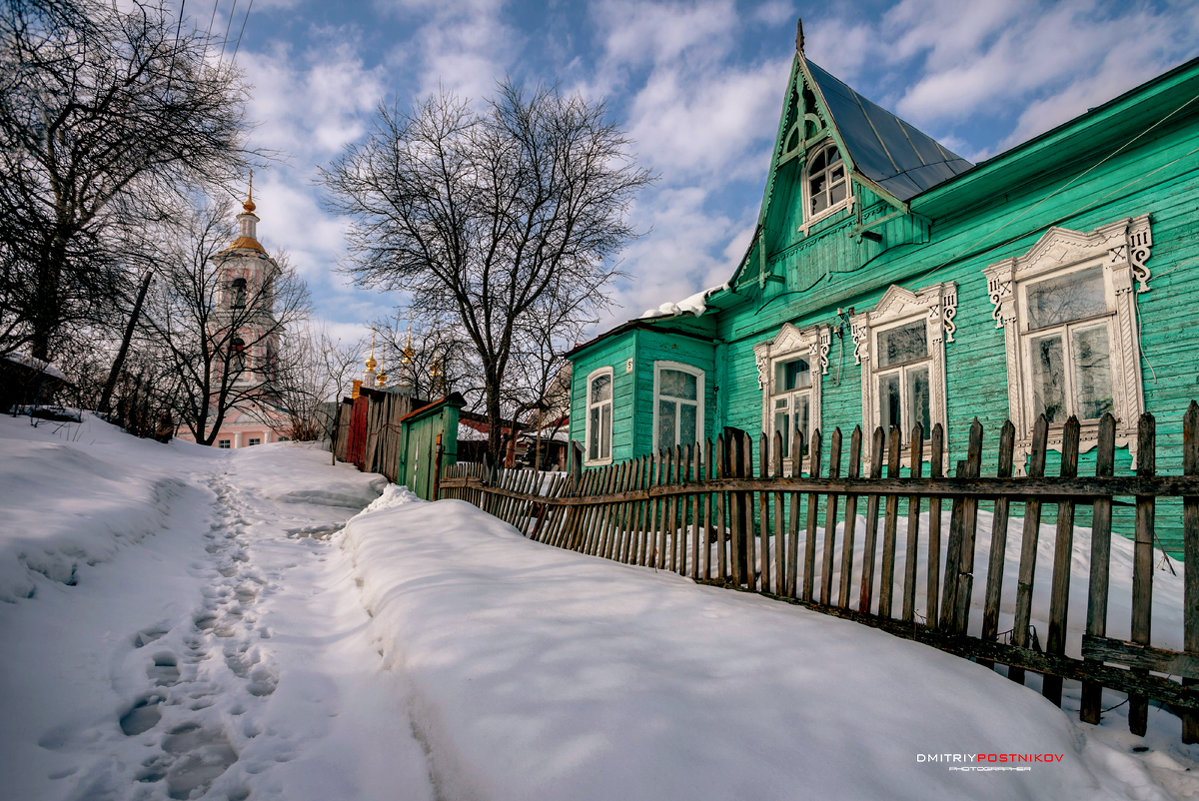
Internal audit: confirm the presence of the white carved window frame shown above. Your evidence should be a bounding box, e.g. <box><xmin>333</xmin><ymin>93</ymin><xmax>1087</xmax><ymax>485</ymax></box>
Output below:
<box><xmin>800</xmin><ymin>140</ymin><xmax>855</xmax><ymax>236</ymax></box>
<box><xmin>584</xmin><ymin>365</ymin><xmax>614</xmax><ymax>466</ymax></box>
<box><xmin>851</xmin><ymin>282</ymin><xmax>957</xmax><ymax>471</ymax></box>
<box><xmin>983</xmin><ymin>215</ymin><xmax>1152</xmax><ymax>469</ymax></box>
<box><xmin>652</xmin><ymin>361</ymin><xmax>705</xmax><ymax>453</ymax></box>
<box><xmin>753</xmin><ymin>324</ymin><xmax>830</xmax><ymax>469</ymax></box>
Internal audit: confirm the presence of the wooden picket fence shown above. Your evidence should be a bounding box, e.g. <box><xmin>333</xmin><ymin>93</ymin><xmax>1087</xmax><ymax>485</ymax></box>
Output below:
<box><xmin>439</xmin><ymin>404</ymin><xmax>1199</xmax><ymax>743</ymax></box>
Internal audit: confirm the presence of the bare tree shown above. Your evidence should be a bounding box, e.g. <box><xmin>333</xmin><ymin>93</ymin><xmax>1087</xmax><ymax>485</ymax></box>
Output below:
<box><xmin>139</xmin><ymin>199</ymin><xmax>310</xmax><ymax>446</ymax></box>
<box><xmin>374</xmin><ymin>308</ymin><xmax>478</xmax><ymax>404</ymax></box>
<box><xmin>322</xmin><ymin>81</ymin><xmax>652</xmax><ymax>460</ymax></box>
<box><xmin>0</xmin><ymin>0</ymin><xmax>251</xmax><ymax>362</ymax></box>
<box><xmin>271</xmin><ymin>325</ymin><xmax>364</xmax><ymax>441</ymax></box>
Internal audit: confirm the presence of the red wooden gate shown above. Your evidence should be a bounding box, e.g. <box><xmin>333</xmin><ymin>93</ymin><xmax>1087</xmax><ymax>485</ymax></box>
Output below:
<box><xmin>345</xmin><ymin>395</ymin><xmax>369</xmax><ymax>469</ymax></box>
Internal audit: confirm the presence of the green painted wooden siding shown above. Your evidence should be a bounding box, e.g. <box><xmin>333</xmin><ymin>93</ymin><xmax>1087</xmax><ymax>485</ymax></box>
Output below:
<box><xmin>569</xmin><ymin>58</ymin><xmax>1199</xmax><ymax>553</ymax></box>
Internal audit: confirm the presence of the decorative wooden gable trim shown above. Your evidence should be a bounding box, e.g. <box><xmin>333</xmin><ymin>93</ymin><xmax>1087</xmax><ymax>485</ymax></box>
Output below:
<box><xmin>983</xmin><ymin>215</ymin><xmax>1151</xmax><ymax>470</ymax></box>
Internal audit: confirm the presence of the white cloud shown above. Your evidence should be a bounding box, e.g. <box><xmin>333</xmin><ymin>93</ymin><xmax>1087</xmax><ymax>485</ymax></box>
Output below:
<box><xmin>373</xmin><ymin>0</ymin><xmax>515</xmax><ymax>103</ymax></box>
<box><xmin>593</xmin><ymin>0</ymin><xmax>738</xmax><ymax>69</ymax></box>
<box><xmin>625</xmin><ymin>58</ymin><xmax>787</xmax><ymax>179</ymax></box>
<box><xmin>806</xmin><ymin>0</ymin><xmax>1199</xmax><ymax>155</ymax></box>
<box><xmin>240</xmin><ymin>36</ymin><xmax>386</xmax><ymax>159</ymax></box>
<box><xmin>598</xmin><ymin>185</ymin><xmax>747</xmax><ymax>328</ymax></box>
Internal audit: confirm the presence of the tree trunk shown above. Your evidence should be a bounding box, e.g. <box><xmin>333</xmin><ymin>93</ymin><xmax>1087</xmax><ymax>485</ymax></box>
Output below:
<box><xmin>98</xmin><ymin>270</ymin><xmax>154</xmax><ymax>416</ymax></box>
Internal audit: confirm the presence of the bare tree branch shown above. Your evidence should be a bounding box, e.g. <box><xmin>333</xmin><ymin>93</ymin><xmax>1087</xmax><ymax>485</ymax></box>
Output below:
<box><xmin>321</xmin><ymin>80</ymin><xmax>653</xmax><ymax>460</ymax></box>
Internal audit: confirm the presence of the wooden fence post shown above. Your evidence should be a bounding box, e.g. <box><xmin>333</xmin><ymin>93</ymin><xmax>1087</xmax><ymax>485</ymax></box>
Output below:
<box><xmin>1043</xmin><ymin>416</ymin><xmax>1081</xmax><ymax>706</ymax></box>
<box><xmin>858</xmin><ymin>427</ymin><xmax>885</xmax><ymax>614</ymax></box>
<box><xmin>821</xmin><ymin>428</ymin><xmax>843</xmax><ymax>606</ymax></box>
<box><xmin>723</xmin><ymin>428</ymin><xmax>751</xmax><ymax>587</ymax></box>
<box><xmin>880</xmin><ymin>427</ymin><xmax>902</xmax><ymax>619</ymax></box>
<box><xmin>1129</xmin><ymin>412</ymin><xmax>1156</xmax><ymax>736</ymax></box>
<box><xmin>1081</xmin><ymin>413</ymin><xmax>1116</xmax><ymax>725</ymax></box>
<box><xmin>1009</xmin><ymin>415</ymin><xmax>1049</xmax><ymax>686</ymax></box>
<box><xmin>1183</xmin><ymin>402</ymin><xmax>1199</xmax><ymax>743</ymax></box>
<box><xmin>980</xmin><ymin>421</ymin><xmax>1015</xmax><ymax>667</ymax></box>
<box><xmin>838</xmin><ymin>427</ymin><xmax>862</xmax><ymax>608</ymax></box>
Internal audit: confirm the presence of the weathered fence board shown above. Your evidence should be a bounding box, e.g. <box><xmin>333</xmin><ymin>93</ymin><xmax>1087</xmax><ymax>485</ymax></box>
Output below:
<box><xmin>439</xmin><ymin>406</ymin><xmax>1199</xmax><ymax>745</ymax></box>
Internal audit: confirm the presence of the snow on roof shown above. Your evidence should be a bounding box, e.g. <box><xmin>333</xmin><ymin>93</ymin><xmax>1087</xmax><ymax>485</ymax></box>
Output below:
<box><xmin>3</xmin><ymin>351</ymin><xmax>67</xmax><ymax>381</ymax></box>
<box><xmin>639</xmin><ymin>282</ymin><xmax>728</xmax><ymax>320</ymax></box>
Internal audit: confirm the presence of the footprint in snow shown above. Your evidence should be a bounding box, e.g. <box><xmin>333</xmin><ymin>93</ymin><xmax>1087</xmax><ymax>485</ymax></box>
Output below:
<box><xmin>147</xmin><ymin>652</ymin><xmax>180</xmax><ymax>686</ymax></box>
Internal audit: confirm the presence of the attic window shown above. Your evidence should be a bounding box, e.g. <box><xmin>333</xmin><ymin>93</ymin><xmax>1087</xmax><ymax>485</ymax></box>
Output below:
<box><xmin>802</xmin><ymin>141</ymin><xmax>853</xmax><ymax>234</ymax></box>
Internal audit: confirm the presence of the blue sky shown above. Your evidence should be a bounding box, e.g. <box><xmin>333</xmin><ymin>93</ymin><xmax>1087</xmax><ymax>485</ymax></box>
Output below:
<box><xmin>184</xmin><ymin>0</ymin><xmax>1199</xmax><ymax>348</ymax></box>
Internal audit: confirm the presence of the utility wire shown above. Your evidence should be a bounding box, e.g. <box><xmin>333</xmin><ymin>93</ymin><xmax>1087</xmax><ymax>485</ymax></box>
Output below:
<box><xmin>165</xmin><ymin>0</ymin><xmax>185</xmax><ymax>93</ymax></box>
<box><xmin>218</xmin><ymin>0</ymin><xmax>237</xmax><ymax>62</ymax></box>
<box><xmin>229</xmin><ymin>0</ymin><xmax>253</xmax><ymax>65</ymax></box>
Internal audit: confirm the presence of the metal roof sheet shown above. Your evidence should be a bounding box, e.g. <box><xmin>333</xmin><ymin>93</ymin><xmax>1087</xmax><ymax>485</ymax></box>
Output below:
<box><xmin>807</xmin><ymin>60</ymin><xmax>974</xmax><ymax>201</ymax></box>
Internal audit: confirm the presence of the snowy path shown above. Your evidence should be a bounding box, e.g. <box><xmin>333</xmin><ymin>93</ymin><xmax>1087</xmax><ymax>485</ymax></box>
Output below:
<box><xmin>0</xmin><ymin>417</ymin><xmax>434</xmax><ymax>801</ymax></box>
<box><xmin>7</xmin><ymin>415</ymin><xmax>1199</xmax><ymax>800</ymax></box>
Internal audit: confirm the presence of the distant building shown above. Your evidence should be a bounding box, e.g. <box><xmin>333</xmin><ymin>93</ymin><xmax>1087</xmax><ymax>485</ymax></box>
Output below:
<box><xmin>175</xmin><ymin>185</ymin><xmax>288</xmax><ymax>449</ymax></box>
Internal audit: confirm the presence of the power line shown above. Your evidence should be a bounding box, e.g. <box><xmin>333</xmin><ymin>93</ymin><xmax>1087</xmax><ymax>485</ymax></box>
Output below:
<box><xmin>218</xmin><ymin>0</ymin><xmax>237</xmax><ymax>62</ymax></box>
<box><xmin>229</xmin><ymin>0</ymin><xmax>253</xmax><ymax>65</ymax></box>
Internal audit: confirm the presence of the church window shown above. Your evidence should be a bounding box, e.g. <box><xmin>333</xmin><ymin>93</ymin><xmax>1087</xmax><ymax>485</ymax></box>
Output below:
<box><xmin>217</xmin><ymin>439</ymin><xmax>231</xmax><ymax>449</ymax></box>
<box><xmin>653</xmin><ymin>362</ymin><xmax>704</xmax><ymax>452</ymax></box>
<box><xmin>248</xmin><ymin>437</ymin><xmax>261</xmax><ymax>446</ymax></box>
<box><xmin>231</xmin><ymin>277</ymin><xmax>247</xmax><ymax>309</ymax></box>
<box><xmin>585</xmin><ymin>367</ymin><xmax>613</xmax><ymax>465</ymax></box>
<box><xmin>231</xmin><ymin>337</ymin><xmax>246</xmax><ymax>373</ymax></box>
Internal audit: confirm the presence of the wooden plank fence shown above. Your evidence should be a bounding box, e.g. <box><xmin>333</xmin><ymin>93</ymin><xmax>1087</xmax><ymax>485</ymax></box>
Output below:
<box><xmin>440</xmin><ymin>405</ymin><xmax>1199</xmax><ymax>743</ymax></box>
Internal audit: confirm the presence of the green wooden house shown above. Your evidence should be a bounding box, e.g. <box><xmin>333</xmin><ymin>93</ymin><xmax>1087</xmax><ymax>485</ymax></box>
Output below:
<box><xmin>567</xmin><ymin>28</ymin><xmax>1199</xmax><ymax>552</ymax></box>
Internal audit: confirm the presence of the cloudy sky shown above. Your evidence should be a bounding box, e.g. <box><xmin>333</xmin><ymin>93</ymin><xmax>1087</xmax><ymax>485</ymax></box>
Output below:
<box><xmin>186</xmin><ymin>0</ymin><xmax>1198</xmax><ymax>347</ymax></box>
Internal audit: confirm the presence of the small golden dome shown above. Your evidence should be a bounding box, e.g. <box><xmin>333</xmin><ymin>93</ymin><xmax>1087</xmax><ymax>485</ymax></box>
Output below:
<box><xmin>243</xmin><ymin>198</ymin><xmax>256</xmax><ymax>213</ymax></box>
<box><xmin>227</xmin><ymin>235</ymin><xmax>265</xmax><ymax>253</ymax></box>
<box><xmin>365</xmin><ymin>355</ymin><xmax>377</xmax><ymax>370</ymax></box>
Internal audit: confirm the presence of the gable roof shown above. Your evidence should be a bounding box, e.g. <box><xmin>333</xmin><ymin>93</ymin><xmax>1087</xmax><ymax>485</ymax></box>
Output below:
<box><xmin>805</xmin><ymin>60</ymin><xmax>973</xmax><ymax>202</ymax></box>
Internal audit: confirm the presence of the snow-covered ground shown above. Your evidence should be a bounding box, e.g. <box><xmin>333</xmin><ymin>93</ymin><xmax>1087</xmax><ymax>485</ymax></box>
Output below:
<box><xmin>2</xmin><ymin>413</ymin><xmax>1199</xmax><ymax>800</ymax></box>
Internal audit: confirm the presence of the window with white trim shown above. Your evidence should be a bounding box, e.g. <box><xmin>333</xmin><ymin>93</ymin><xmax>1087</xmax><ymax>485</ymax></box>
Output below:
<box><xmin>851</xmin><ymin>282</ymin><xmax>956</xmax><ymax>464</ymax></box>
<box><xmin>874</xmin><ymin>318</ymin><xmax>932</xmax><ymax>443</ymax></box>
<box><xmin>585</xmin><ymin>367</ymin><xmax>613</xmax><ymax>464</ymax></box>
<box><xmin>754</xmin><ymin>324</ymin><xmax>829</xmax><ymax>464</ymax></box>
<box><xmin>653</xmin><ymin>362</ymin><xmax>704</xmax><ymax>452</ymax></box>
<box><xmin>217</xmin><ymin>439</ymin><xmax>231</xmax><ymax>449</ymax></box>
<box><xmin>802</xmin><ymin>141</ymin><xmax>853</xmax><ymax>234</ymax></box>
<box><xmin>984</xmin><ymin>215</ymin><xmax>1151</xmax><ymax>466</ymax></box>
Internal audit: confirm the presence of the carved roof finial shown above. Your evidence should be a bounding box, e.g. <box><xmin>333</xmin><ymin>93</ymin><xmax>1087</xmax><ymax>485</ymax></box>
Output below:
<box><xmin>795</xmin><ymin>18</ymin><xmax>804</xmax><ymax>53</ymax></box>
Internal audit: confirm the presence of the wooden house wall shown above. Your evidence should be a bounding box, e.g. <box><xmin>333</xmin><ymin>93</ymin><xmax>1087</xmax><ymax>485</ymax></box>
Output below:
<box><xmin>568</xmin><ymin>332</ymin><xmax>637</xmax><ymax>463</ymax></box>
<box><xmin>567</xmin><ymin>62</ymin><xmax>1199</xmax><ymax>552</ymax></box>
<box><xmin>631</xmin><ymin>327</ymin><xmax>717</xmax><ymax>453</ymax></box>
<box><xmin>712</xmin><ymin>108</ymin><xmax>1198</xmax><ymax>552</ymax></box>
